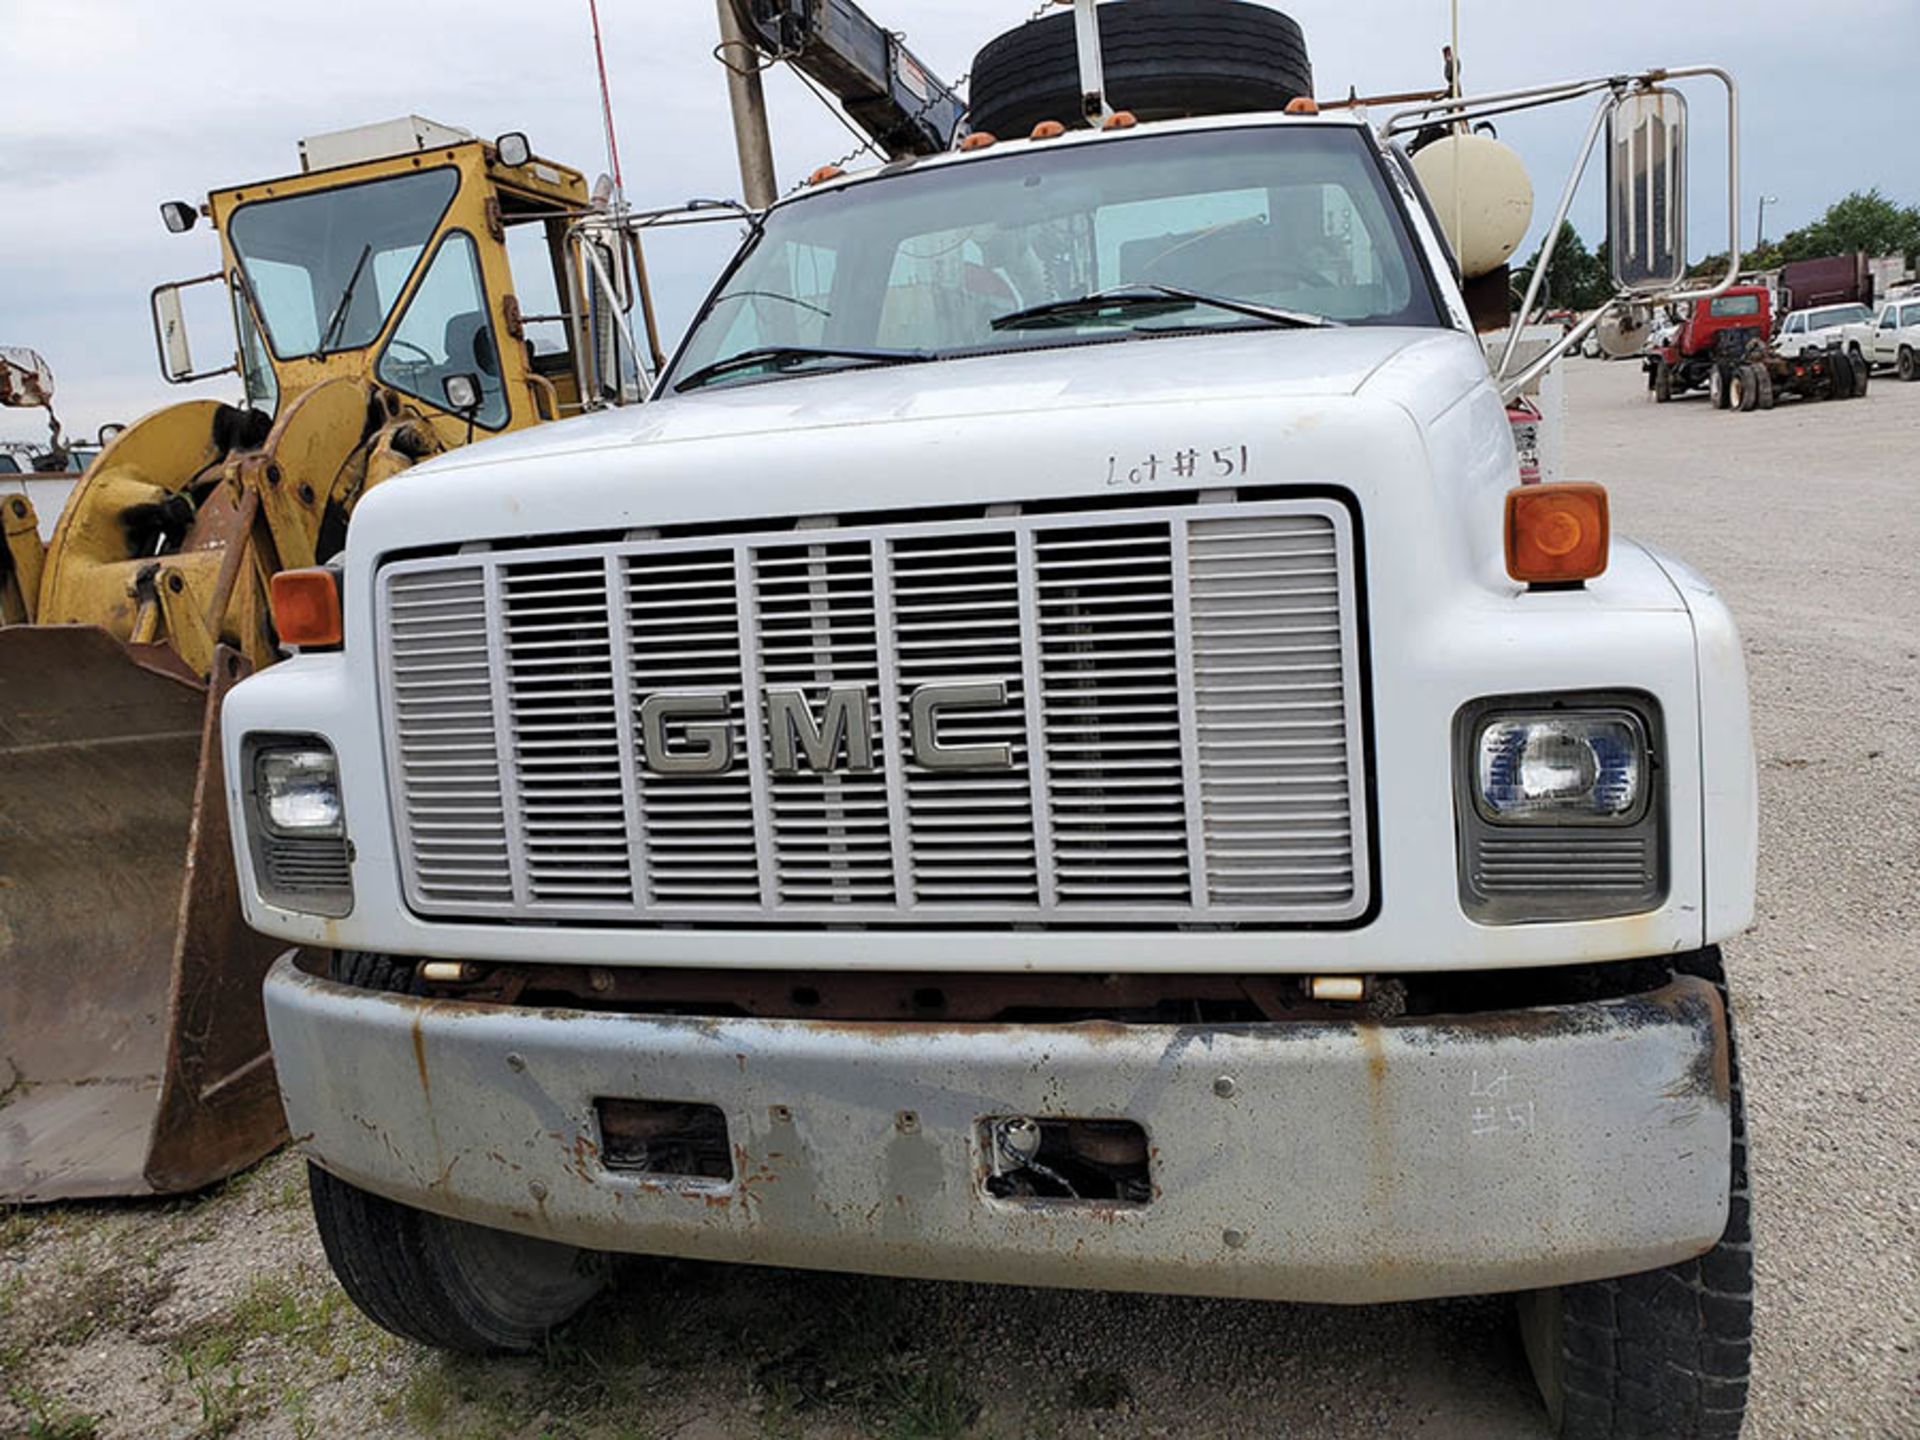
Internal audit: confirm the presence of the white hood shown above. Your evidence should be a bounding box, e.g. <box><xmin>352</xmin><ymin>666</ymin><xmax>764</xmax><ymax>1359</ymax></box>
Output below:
<box><xmin>420</xmin><ymin>326</ymin><xmax>1486</xmax><ymax>479</ymax></box>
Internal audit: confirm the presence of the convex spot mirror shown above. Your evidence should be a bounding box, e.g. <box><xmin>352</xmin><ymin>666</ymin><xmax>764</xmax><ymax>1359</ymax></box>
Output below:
<box><xmin>160</xmin><ymin>200</ymin><xmax>198</xmax><ymax>234</ymax></box>
<box><xmin>1608</xmin><ymin>88</ymin><xmax>1688</xmax><ymax>295</ymax></box>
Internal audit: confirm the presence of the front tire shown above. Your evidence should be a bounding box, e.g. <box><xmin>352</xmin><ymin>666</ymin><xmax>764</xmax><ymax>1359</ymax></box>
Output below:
<box><xmin>313</xmin><ymin>948</ymin><xmax>607</xmax><ymax>1353</ymax></box>
<box><xmin>1518</xmin><ymin>952</ymin><xmax>1752</xmax><ymax>1438</ymax></box>
<box><xmin>1653</xmin><ymin>361</ymin><xmax>1674</xmax><ymax>403</ymax></box>
<box><xmin>309</xmin><ymin>1166</ymin><xmax>607</xmax><ymax>1353</ymax></box>
<box><xmin>1899</xmin><ymin>347</ymin><xmax>1917</xmax><ymax>382</ymax></box>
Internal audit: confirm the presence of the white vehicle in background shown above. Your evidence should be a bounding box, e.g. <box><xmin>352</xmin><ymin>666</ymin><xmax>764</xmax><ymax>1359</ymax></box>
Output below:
<box><xmin>1774</xmin><ymin>301</ymin><xmax>1873</xmax><ymax>359</ymax></box>
<box><xmin>1862</xmin><ymin>296</ymin><xmax>1920</xmax><ymax>380</ymax></box>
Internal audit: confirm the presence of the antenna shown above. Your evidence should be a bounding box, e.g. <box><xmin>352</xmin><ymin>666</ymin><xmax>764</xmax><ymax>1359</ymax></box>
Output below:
<box><xmin>587</xmin><ymin>0</ymin><xmax>625</xmax><ymax>199</ymax></box>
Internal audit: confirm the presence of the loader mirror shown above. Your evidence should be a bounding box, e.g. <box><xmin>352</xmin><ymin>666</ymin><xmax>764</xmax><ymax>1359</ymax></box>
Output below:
<box><xmin>443</xmin><ymin>373</ymin><xmax>481</xmax><ymax>411</ymax></box>
<box><xmin>495</xmin><ymin>132</ymin><xmax>532</xmax><ymax>168</ymax></box>
<box><xmin>1607</xmin><ymin>87</ymin><xmax>1688</xmax><ymax>295</ymax></box>
<box><xmin>153</xmin><ymin>286</ymin><xmax>195</xmax><ymax>380</ymax></box>
<box><xmin>97</xmin><ymin>423</ymin><xmax>125</xmax><ymax>445</ymax></box>
<box><xmin>160</xmin><ymin>200</ymin><xmax>198</xmax><ymax>234</ymax></box>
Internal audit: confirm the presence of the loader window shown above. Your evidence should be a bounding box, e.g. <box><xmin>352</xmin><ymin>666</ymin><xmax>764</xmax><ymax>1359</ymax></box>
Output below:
<box><xmin>228</xmin><ymin>167</ymin><xmax>460</xmax><ymax>360</ymax></box>
<box><xmin>377</xmin><ymin>230</ymin><xmax>509</xmax><ymax>429</ymax></box>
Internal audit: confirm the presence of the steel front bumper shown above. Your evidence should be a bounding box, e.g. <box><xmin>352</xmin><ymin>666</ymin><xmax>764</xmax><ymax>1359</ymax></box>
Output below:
<box><xmin>265</xmin><ymin>956</ymin><xmax>1732</xmax><ymax>1304</ymax></box>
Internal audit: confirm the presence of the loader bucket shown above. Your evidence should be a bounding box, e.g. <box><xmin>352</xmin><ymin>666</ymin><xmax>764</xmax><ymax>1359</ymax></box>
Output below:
<box><xmin>0</xmin><ymin>626</ymin><xmax>287</xmax><ymax>1202</ymax></box>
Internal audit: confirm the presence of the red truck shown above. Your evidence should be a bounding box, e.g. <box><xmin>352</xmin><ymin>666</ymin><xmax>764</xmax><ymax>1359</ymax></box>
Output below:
<box><xmin>1646</xmin><ymin>283</ymin><xmax>1868</xmax><ymax>409</ymax></box>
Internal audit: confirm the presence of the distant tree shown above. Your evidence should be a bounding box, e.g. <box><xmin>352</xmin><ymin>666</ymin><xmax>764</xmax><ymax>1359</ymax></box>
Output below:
<box><xmin>1774</xmin><ymin>189</ymin><xmax>1920</xmax><ymax>263</ymax></box>
<box><xmin>1513</xmin><ymin>222</ymin><xmax>1612</xmax><ymax>312</ymax></box>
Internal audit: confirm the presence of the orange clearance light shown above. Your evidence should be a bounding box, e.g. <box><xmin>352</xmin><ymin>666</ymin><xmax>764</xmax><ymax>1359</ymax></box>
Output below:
<box><xmin>270</xmin><ymin>567</ymin><xmax>343</xmax><ymax>647</ymax></box>
<box><xmin>1102</xmin><ymin>110</ymin><xmax>1138</xmax><ymax>130</ymax></box>
<box><xmin>1285</xmin><ymin>96</ymin><xmax>1320</xmax><ymax>115</ymax></box>
<box><xmin>959</xmin><ymin>130</ymin><xmax>998</xmax><ymax>151</ymax></box>
<box><xmin>1506</xmin><ymin>483</ymin><xmax>1610</xmax><ymax>584</ymax></box>
<box><xmin>1030</xmin><ymin>119</ymin><xmax>1067</xmax><ymax>140</ymax></box>
<box><xmin>806</xmin><ymin>163</ymin><xmax>844</xmax><ymax>186</ymax></box>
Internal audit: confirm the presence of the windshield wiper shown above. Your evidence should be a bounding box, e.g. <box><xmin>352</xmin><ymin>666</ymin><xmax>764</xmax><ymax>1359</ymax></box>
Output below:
<box><xmin>673</xmin><ymin>344</ymin><xmax>934</xmax><ymax>393</ymax></box>
<box><xmin>314</xmin><ymin>243</ymin><xmax>374</xmax><ymax>357</ymax></box>
<box><xmin>992</xmin><ymin>284</ymin><xmax>1339</xmax><ymax>333</ymax></box>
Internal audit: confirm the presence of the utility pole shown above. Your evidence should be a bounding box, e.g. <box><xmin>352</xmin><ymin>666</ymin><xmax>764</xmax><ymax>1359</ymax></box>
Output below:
<box><xmin>715</xmin><ymin>0</ymin><xmax>778</xmax><ymax>209</ymax></box>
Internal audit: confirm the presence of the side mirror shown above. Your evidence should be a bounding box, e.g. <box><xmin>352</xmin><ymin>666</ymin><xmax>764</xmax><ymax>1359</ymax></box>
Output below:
<box><xmin>442</xmin><ymin>373</ymin><xmax>481</xmax><ymax>412</ymax></box>
<box><xmin>160</xmin><ymin>200</ymin><xmax>199</xmax><ymax>234</ymax></box>
<box><xmin>494</xmin><ymin>132</ymin><xmax>531</xmax><ymax>167</ymax></box>
<box><xmin>153</xmin><ymin>286</ymin><xmax>195</xmax><ymax>380</ymax></box>
<box><xmin>149</xmin><ymin>274</ymin><xmax>239</xmax><ymax>383</ymax></box>
<box><xmin>1607</xmin><ymin>88</ymin><xmax>1689</xmax><ymax>295</ymax></box>
<box><xmin>97</xmin><ymin>423</ymin><xmax>125</xmax><ymax>446</ymax></box>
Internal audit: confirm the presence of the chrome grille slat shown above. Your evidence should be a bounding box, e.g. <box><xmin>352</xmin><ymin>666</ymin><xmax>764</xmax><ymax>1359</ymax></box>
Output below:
<box><xmin>380</xmin><ymin>499</ymin><xmax>1367</xmax><ymax>924</ymax></box>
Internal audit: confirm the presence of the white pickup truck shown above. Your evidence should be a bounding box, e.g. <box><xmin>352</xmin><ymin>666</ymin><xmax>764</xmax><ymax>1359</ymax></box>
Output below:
<box><xmin>1775</xmin><ymin>301</ymin><xmax>1873</xmax><ymax>358</ymax></box>
<box><xmin>220</xmin><ymin>13</ymin><xmax>1756</xmax><ymax>1438</ymax></box>
<box><xmin>1859</xmin><ymin>296</ymin><xmax>1920</xmax><ymax>380</ymax></box>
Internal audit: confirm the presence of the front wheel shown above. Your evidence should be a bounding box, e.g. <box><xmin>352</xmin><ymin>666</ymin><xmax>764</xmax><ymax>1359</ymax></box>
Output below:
<box><xmin>1899</xmin><ymin>347</ymin><xmax>1917</xmax><ymax>382</ymax></box>
<box><xmin>1709</xmin><ymin>366</ymin><xmax>1729</xmax><ymax>409</ymax></box>
<box><xmin>1518</xmin><ymin>954</ymin><xmax>1752</xmax><ymax>1438</ymax></box>
<box><xmin>1653</xmin><ymin>361</ymin><xmax>1674</xmax><ymax>403</ymax></box>
<box><xmin>309</xmin><ymin>1165</ymin><xmax>607</xmax><ymax>1353</ymax></box>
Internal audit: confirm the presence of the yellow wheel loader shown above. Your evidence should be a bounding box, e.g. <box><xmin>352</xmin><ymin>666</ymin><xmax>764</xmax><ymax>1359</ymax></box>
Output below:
<box><xmin>0</xmin><ymin>119</ymin><xmax>631</xmax><ymax>1201</ymax></box>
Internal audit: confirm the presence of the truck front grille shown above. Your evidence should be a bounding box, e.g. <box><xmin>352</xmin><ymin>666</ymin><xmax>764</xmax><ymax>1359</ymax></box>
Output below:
<box><xmin>378</xmin><ymin>496</ymin><xmax>1370</xmax><ymax>925</ymax></box>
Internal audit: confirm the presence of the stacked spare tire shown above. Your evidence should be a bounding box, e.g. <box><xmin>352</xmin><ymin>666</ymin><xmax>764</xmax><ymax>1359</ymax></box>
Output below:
<box><xmin>967</xmin><ymin>0</ymin><xmax>1311</xmax><ymax>138</ymax></box>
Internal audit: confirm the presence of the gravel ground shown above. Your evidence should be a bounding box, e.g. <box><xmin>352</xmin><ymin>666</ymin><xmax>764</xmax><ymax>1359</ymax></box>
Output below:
<box><xmin>3</xmin><ymin>358</ymin><xmax>1917</xmax><ymax>1439</ymax></box>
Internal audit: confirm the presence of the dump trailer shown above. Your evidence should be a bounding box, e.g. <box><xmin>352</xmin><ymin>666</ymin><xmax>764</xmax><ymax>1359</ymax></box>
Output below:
<box><xmin>227</xmin><ymin>5</ymin><xmax>1759</xmax><ymax>1436</ymax></box>
<box><xmin>0</xmin><ymin>120</ymin><xmax>596</xmax><ymax>1202</ymax></box>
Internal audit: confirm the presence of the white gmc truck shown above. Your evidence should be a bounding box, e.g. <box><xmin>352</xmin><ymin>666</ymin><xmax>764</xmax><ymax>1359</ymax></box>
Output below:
<box><xmin>221</xmin><ymin>11</ymin><xmax>1757</xmax><ymax>1435</ymax></box>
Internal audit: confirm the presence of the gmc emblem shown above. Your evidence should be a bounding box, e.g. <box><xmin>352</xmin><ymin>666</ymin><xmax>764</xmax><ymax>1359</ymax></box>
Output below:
<box><xmin>638</xmin><ymin>682</ymin><xmax>1012</xmax><ymax>776</ymax></box>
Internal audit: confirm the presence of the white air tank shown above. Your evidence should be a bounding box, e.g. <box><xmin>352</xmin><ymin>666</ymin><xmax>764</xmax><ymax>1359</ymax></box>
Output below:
<box><xmin>1410</xmin><ymin>132</ymin><xmax>1534</xmax><ymax>280</ymax></box>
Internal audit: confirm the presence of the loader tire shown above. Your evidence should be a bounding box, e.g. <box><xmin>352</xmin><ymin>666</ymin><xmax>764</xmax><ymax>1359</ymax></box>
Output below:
<box><xmin>1731</xmin><ymin>365</ymin><xmax>1758</xmax><ymax>412</ymax></box>
<box><xmin>309</xmin><ymin>1165</ymin><xmax>607</xmax><ymax>1354</ymax></box>
<box><xmin>1518</xmin><ymin>949</ymin><xmax>1752</xmax><ymax>1439</ymax></box>
<box><xmin>1756</xmin><ymin>367</ymin><xmax>1775</xmax><ymax>410</ymax></box>
<box><xmin>967</xmin><ymin>0</ymin><xmax>1311</xmax><ymax>140</ymax></box>
<box><xmin>1899</xmin><ymin>347</ymin><xmax>1916</xmax><ymax>382</ymax></box>
<box><xmin>1849</xmin><ymin>351</ymin><xmax>1871</xmax><ymax>396</ymax></box>
<box><xmin>1830</xmin><ymin>350</ymin><xmax>1856</xmax><ymax>399</ymax></box>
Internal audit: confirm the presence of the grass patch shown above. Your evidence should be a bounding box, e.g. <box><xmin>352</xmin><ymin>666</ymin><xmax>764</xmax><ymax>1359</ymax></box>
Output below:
<box><xmin>0</xmin><ymin>1206</ymin><xmax>40</xmax><ymax>1253</ymax></box>
<box><xmin>8</xmin><ymin>1385</ymin><xmax>102</xmax><ymax>1440</ymax></box>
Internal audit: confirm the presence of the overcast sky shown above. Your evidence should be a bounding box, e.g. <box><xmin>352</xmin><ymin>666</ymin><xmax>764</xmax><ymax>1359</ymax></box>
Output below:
<box><xmin>3</xmin><ymin>0</ymin><xmax>1914</xmax><ymax>439</ymax></box>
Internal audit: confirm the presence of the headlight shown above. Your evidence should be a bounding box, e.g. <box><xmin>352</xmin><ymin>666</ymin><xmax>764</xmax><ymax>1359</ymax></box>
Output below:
<box><xmin>256</xmin><ymin>746</ymin><xmax>344</xmax><ymax>836</ymax></box>
<box><xmin>1455</xmin><ymin>695</ymin><xmax>1664</xmax><ymax>923</ymax></box>
<box><xmin>244</xmin><ymin>736</ymin><xmax>352</xmax><ymax>917</ymax></box>
<box><xmin>1474</xmin><ymin>713</ymin><xmax>1646</xmax><ymax>823</ymax></box>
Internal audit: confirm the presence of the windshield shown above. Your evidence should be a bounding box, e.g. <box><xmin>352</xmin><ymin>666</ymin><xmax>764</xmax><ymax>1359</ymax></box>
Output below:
<box><xmin>1709</xmin><ymin>294</ymin><xmax>1761</xmax><ymax>318</ymax></box>
<box><xmin>228</xmin><ymin>168</ymin><xmax>460</xmax><ymax>360</ymax></box>
<box><xmin>1808</xmin><ymin>305</ymin><xmax>1869</xmax><ymax>328</ymax></box>
<box><xmin>665</xmin><ymin>125</ymin><xmax>1439</xmax><ymax>392</ymax></box>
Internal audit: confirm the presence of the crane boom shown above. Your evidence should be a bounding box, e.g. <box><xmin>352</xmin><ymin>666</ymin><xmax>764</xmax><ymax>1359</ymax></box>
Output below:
<box><xmin>726</xmin><ymin>0</ymin><xmax>966</xmax><ymax>158</ymax></box>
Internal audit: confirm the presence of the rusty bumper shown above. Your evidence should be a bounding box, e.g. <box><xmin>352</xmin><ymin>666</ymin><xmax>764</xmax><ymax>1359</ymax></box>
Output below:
<box><xmin>265</xmin><ymin>957</ymin><xmax>1731</xmax><ymax>1304</ymax></box>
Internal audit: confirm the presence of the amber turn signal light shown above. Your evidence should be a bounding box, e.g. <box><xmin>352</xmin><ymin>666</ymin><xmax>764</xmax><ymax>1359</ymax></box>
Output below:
<box><xmin>1505</xmin><ymin>482</ymin><xmax>1609</xmax><ymax>584</ymax></box>
<box><xmin>270</xmin><ymin>567</ymin><xmax>343</xmax><ymax>647</ymax></box>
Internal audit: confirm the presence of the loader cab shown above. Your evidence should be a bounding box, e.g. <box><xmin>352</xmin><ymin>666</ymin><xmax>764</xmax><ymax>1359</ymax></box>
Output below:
<box><xmin>154</xmin><ymin>122</ymin><xmax>589</xmax><ymax>448</ymax></box>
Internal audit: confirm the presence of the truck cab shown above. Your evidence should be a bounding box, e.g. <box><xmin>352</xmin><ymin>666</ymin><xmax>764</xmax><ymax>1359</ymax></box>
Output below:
<box><xmin>1864</xmin><ymin>295</ymin><xmax>1920</xmax><ymax>379</ymax></box>
<box><xmin>219</xmin><ymin>27</ymin><xmax>1757</xmax><ymax>1439</ymax></box>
